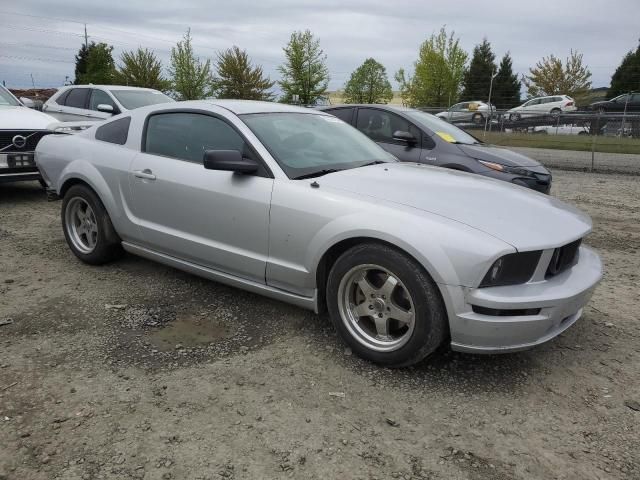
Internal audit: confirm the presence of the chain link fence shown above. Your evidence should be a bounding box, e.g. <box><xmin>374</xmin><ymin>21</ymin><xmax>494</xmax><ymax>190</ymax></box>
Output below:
<box><xmin>419</xmin><ymin>107</ymin><xmax>640</xmax><ymax>174</ymax></box>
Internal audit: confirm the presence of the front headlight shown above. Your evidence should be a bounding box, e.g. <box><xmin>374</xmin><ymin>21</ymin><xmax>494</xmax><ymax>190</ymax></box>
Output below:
<box><xmin>479</xmin><ymin>251</ymin><xmax>542</xmax><ymax>287</ymax></box>
<box><xmin>477</xmin><ymin>160</ymin><xmax>537</xmax><ymax>178</ymax></box>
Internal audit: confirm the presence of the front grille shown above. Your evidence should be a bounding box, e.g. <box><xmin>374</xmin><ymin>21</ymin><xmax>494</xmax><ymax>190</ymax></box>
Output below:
<box><xmin>546</xmin><ymin>239</ymin><xmax>581</xmax><ymax>278</ymax></box>
<box><xmin>0</xmin><ymin>130</ymin><xmax>51</xmax><ymax>153</ymax></box>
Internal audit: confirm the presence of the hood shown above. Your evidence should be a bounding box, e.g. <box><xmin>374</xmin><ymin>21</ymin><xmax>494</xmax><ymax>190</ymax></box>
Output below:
<box><xmin>0</xmin><ymin>106</ymin><xmax>57</xmax><ymax>130</ymax></box>
<box><xmin>456</xmin><ymin>144</ymin><xmax>543</xmax><ymax>168</ymax></box>
<box><xmin>319</xmin><ymin>163</ymin><xmax>591</xmax><ymax>251</ymax></box>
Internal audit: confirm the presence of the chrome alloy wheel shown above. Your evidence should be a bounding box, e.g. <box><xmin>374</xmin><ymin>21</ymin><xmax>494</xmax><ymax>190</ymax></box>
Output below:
<box><xmin>337</xmin><ymin>264</ymin><xmax>416</xmax><ymax>352</ymax></box>
<box><xmin>65</xmin><ymin>197</ymin><xmax>98</xmax><ymax>254</ymax></box>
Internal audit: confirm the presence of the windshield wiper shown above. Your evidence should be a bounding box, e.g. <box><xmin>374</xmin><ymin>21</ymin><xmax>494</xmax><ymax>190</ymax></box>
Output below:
<box><xmin>357</xmin><ymin>160</ymin><xmax>388</xmax><ymax>167</ymax></box>
<box><xmin>293</xmin><ymin>169</ymin><xmax>342</xmax><ymax>180</ymax></box>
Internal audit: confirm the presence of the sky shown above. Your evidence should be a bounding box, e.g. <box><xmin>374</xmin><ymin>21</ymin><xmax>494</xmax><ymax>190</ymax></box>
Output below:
<box><xmin>1</xmin><ymin>0</ymin><xmax>638</xmax><ymax>92</ymax></box>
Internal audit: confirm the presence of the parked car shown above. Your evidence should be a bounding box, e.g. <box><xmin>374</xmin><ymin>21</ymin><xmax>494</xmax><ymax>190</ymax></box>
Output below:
<box><xmin>533</xmin><ymin>125</ymin><xmax>589</xmax><ymax>135</ymax></box>
<box><xmin>506</xmin><ymin>95</ymin><xmax>577</xmax><ymax>121</ymax></box>
<box><xmin>321</xmin><ymin>104</ymin><xmax>552</xmax><ymax>193</ymax></box>
<box><xmin>36</xmin><ymin>100</ymin><xmax>602</xmax><ymax>366</ymax></box>
<box><xmin>435</xmin><ymin>101</ymin><xmax>495</xmax><ymax>124</ymax></box>
<box><xmin>589</xmin><ymin>93</ymin><xmax>640</xmax><ymax>113</ymax></box>
<box><xmin>0</xmin><ymin>84</ymin><xmax>55</xmax><ymax>185</ymax></box>
<box><xmin>43</xmin><ymin>85</ymin><xmax>174</xmax><ymax>122</ymax></box>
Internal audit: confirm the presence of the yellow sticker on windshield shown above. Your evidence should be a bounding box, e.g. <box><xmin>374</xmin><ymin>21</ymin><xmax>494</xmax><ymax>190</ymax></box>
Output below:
<box><xmin>436</xmin><ymin>132</ymin><xmax>456</xmax><ymax>143</ymax></box>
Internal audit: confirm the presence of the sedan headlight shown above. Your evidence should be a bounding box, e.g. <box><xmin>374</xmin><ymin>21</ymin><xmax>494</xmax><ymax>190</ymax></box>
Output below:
<box><xmin>477</xmin><ymin>160</ymin><xmax>537</xmax><ymax>178</ymax></box>
<box><xmin>479</xmin><ymin>251</ymin><xmax>542</xmax><ymax>287</ymax></box>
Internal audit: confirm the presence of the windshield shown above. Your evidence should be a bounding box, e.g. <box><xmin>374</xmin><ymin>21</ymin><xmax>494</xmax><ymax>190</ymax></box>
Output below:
<box><xmin>0</xmin><ymin>86</ymin><xmax>21</xmax><ymax>107</ymax></box>
<box><xmin>109</xmin><ymin>89</ymin><xmax>173</xmax><ymax>110</ymax></box>
<box><xmin>241</xmin><ymin>113</ymin><xmax>396</xmax><ymax>178</ymax></box>
<box><xmin>403</xmin><ymin>110</ymin><xmax>481</xmax><ymax>145</ymax></box>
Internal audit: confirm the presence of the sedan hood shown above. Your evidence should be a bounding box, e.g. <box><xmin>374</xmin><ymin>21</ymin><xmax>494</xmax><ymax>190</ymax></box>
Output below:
<box><xmin>457</xmin><ymin>144</ymin><xmax>542</xmax><ymax>168</ymax></box>
<box><xmin>320</xmin><ymin>163</ymin><xmax>590</xmax><ymax>250</ymax></box>
<box><xmin>0</xmin><ymin>106</ymin><xmax>56</xmax><ymax>129</ymax></box>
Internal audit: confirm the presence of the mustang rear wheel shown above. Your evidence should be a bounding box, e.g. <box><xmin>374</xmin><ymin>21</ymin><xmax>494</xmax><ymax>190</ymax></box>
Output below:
<box><xmin>62</xmin><ymin>184</ymin><xmax>123</xmax><ymax>264</ymax></box>
<box><xmin>326</xmin><ymin>243</ymin><xmax>447</xmax><ymax>367</ymax></box>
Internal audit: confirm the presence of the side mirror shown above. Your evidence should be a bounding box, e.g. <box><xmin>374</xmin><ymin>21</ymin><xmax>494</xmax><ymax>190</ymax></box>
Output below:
<box><xmin>392</xmin><ymin>130</ymin><xmax>417</xmax><ymax>144</ymax></box>
<box><xmin>97</xmin><ymin>104</ymin><xmax>114</xmax><ymax>113</ymax></box>
<box><xmin>203</xmin><ymin>150</ymin><xmax>259</xmax><ymax>174</ymax></box>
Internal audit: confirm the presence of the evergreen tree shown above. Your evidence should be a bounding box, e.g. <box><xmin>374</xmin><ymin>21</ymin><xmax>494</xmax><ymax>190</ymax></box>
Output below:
<box><xmin>278</xmin><ymin>30</ymin><xmax>329</xmax><ymax>104</ymax></box>
<box><xmin>117</xmin><ymin>48</ymin><xmax>170</xmax><ymax>91</ymax></box>
<box><xmin>608</xmin><ymin>40</ymin><xmax>640</xmax><ymax>98</ymax></box>
<box><xmin>74</xmin><ymin>42</ymin><xmax>95</xmax><ymax>84</ymax></box>
<box><xmin>169</xmin><ymin>29</ymin><xmax>214</xmax><ymax>100</ymax></box>
<box><xmin>78</xmin><ymin>43</ymin><xmax>117</xmax><ymax>85</ymax></box>
<box><xmin>461</xmin><ymin>39</ymin><xmax>496</xmax><ymax>101</ymax></box>
<box><xmin>343</xmin><ymin>58</ymin><xmax>393</xmax><ymax>104</ymax></box>
<box><xmin>492</xmin><ymin>53</ymin><xmax>521</xmax><ymax>108</ymax></box>
<box><xmin>395</xmin><ymin>27</ymin><xmax>468</xmax><ymax>108</ymax></box>
<box><xmin>213</xmin><ymin>46</ymin><xmax>275</xmax><ymax>100</ymax></box>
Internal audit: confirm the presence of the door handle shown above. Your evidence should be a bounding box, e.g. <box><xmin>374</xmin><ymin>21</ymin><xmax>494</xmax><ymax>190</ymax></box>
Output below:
<box><xmin>133</xmin><ymin>169</ymin><xmax>156</xmax><ymax>180</ymax></box>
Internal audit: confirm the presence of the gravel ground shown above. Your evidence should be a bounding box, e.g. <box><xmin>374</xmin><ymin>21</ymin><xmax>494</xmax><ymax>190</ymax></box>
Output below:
<box><xmin>1</xmin><ymin>171</ymin><xmax>639</xmax><ymax>480</ymax></box>
<box><xmin>511</xmin><ymin>147</ymin><xmax>640</xmax><ymax>174</ymax></box>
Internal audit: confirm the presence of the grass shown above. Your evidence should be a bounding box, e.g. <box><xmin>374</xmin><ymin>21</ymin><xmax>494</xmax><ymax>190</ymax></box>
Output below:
<box><xmin>469</xmin><ymin>131</ymin><xmax>640</xmax><ymax>155</ymax></box>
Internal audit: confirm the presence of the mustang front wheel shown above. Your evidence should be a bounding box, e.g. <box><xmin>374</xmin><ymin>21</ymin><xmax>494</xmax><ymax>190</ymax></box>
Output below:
<box><xmin>326</xmin><ymin>243</ymin><xmax>447</xmax><ymax>367</ymax></box>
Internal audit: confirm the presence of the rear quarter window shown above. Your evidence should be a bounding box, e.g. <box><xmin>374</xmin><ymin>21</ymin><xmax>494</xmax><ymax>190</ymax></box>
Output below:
<box><xmin>95</xmin><ymin>117</ymin><xmax>131</xmax><ymax>145</ymax></box>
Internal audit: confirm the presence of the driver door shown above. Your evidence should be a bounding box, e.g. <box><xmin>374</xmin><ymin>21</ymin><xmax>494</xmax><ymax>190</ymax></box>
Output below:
<box><xmin>355</xmin><ymin>108</ymin><xmax>422</xmax><ymax>162</ymax></box>
<box><xmin>128</xmin><ymin>111</ymin><xmax>273</xmax><ymax>283</ymax></box>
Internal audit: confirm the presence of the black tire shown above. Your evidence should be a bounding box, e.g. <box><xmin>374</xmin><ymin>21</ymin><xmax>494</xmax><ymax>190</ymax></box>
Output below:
<box><xmin>471</xmin><ymin>112</ymin><xmax>484</xmax><ymax>124</ymax></box>
<box><xmin>326</xmin><ymin>243</ymin><xmax>448</xmax><ymax>367</ymax></box>
<box><xmin>61</xmin><ymin>184</ymin><xmax>123</xmax><ymax>265</ymax></box>
<box><xmin>550</xmin><ymin>108</ymin><xmax>561</xmax><ymax>118</ymax></box>
<box><xmin>509</xmin><ymin>113</ymin><xmax>521</xmax><ymax>122</ymax></box>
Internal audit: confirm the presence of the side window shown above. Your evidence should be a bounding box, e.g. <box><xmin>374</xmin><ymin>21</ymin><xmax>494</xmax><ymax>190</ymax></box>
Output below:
<box><xmin>328</xmin><ymin>108</ymin><xmax>354</xmax><ymax>124</ymax></box>
<box><xmin>451</xmin><ymin>103</ymin><xmax>466</xmax><ymax>111</ymax></box>
<box><xmin>65</xmin><ymin>88</ymin><xmax>89</xmax><ymax>109</ymax></box>
<box><xmin>55</xmin><ymin>90</ymin><xmax>70</xmax><ymax>105</ymax></box>
<box><xmin>632</xmin><ymin>94</ymin><xmax>640</xmax><ymax>102</ymax></box>
<box><xmin>145</xmin><ymin>113</ymin><xmax>246</xmax><ymax>163</ymax></box>
<box><xmin>89</xmin><ymin>89</ymin><xmax>116</xmax><ymax>111</ymax></box>
<box><xmin>356</xmin><ymin>109</ymin><xmax>420</xmax><ymax>144</ymax></box>
<box><xmin>95</xmin><ymin>117</ymin><xmax>131</xmax><ymax>145</ymax></box>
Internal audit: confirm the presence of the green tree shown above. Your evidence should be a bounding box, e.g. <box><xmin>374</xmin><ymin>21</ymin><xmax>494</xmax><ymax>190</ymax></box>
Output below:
<box><xmin>278</xmin><ymin>30</ymin><xmax>329</xmax><ymax>104</ymax></box>
<box><xmin>74</xmin><ymin>42</ymin><xmax>94</xmax><ymax>84</ymax></box>
<box><xmin>461</xmin><ymin>39</ymin><xmax>496</xmax><ymax>100</ymax></box>
<box><xmin>169</xmin><ymin>29</ymin><xmax>213</xmax><ymax>100</ymax></box>
<box><xmin>395</xmin><ymin>27</ymin><xmax>468</xmax><ymax>108</ymax></box>
<box><xmin>213</xmin><ymin>46</ymin><xmax>275</xmax><ymax>100</ymax></box>
<box><xmin>117</xmin><ymin>47</ymin><xmax>170</xmax><ymax>91</ymax></box>
<box><xmin>608</xmin><ymin>40</ymin><xmax>640</xmax><ymax>98</ymax></box>
<box><xmin>343</xmin><ymin>58</ymin><xmax>393</xmax><ymax>104</ymax></box>
<box><xmin>78</xmin><ymin>42</ymin><xmax>117</xmax><ymax>85</ymax></box>
<box><xmin>523</xmin><ymin>50</ymin><xmax>592</xmax><ymax>98</ymax></box>
<box><xmin>492</xmin><ymin>52</ymin><xmax>521</xmax><ymax>108</ymax></box>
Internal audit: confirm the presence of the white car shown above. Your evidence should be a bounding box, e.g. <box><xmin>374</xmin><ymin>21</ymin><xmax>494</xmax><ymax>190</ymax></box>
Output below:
<box><xmin>43</xmin><ymin>85</ymin><xmax>174</xmax><ymax>122</ymax></box>
<box><xmin>533</xmin><ymin>125</ymin><xmax>589</xmax><ymax>135</ymax></box>
<box><xmin>436</xmin><ymin>101</ymin><xmax>495</xmax><ymax>124</ymax></box>
<box><xmin>0</xmin><ymin>85</ymin><xmax>56</xmax><ymax>185</ymax></box>
<box><xmin>507</xmin><ymin>95</ymin><xmax>577</xmax><ymax>121</ymax></box>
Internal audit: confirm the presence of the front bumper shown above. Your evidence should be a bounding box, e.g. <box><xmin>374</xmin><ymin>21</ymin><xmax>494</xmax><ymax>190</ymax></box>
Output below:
<box><xmin>443</xmin><ymin>246</ymin><xmax>602</xmax><ymax>353</ymax></box>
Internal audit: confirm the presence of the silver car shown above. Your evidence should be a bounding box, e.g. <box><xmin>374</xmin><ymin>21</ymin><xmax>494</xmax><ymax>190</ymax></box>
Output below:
<box><xmin>35</xmin><ymin>100</ymin><xmax>602</xmax><ymax>366</ymax></box>
<box><xmin>43</xmin><ymin>85</ymin><xmax>174</xmax><ymax>122</ymax></box>
<box><xmin>435</xmin><ymin>100</ymin><xmax>495</xmax><ymax>124</ymax></box>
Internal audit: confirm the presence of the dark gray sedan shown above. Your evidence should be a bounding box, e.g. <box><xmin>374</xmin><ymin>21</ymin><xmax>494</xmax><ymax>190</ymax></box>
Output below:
<box><xmin>321</xmin><ymin>104</ymin><xmax>552</xmax><ymax>193</ymax></box>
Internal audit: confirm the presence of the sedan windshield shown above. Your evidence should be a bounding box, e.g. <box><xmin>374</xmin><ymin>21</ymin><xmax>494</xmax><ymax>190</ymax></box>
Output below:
<box><xmin>241</xmin><ymin>113</ymin><xmax>396</xmax><ymax>178</ymax></box>
<box><xmin>109</xmin><ymin>89</ymin><xmax>174</xmax><ymax>110</ymax></box>
<box><xmin>0</xmin><ymin>87</ymin><xmax>21</xmax><ymax>107</ymax></box>
<box><xmin>404</xmin><ymin>109</ymin><xmax>481</xmax><ymax>145</ymax></box>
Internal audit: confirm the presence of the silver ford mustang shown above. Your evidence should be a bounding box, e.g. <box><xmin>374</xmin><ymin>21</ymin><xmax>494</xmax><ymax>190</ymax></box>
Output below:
<box><xmin>35</xmin><ymin>100</ymin><xmax>603</xmax><ymax>367</ymax></box>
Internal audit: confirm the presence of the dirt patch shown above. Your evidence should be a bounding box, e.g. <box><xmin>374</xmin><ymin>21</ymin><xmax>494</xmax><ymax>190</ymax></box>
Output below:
<box><xmin>1</xmin><ymin>174</ymin><xmax>639</xmax><ymax>480</ymax></box>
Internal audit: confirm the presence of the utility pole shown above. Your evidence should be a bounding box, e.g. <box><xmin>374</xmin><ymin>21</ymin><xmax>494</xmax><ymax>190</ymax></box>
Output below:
<box><xmin>84</xmin><ymin>23</ymin><xmax>88</xmax><ymax>49</ymax></box>
<box><xmin>484</xmin><ymin>70</ymin><xmax>498</xmax><ymax>138</ymax></box>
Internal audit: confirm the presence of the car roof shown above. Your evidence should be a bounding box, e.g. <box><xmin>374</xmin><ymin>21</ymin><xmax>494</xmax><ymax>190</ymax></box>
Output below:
<box><xmin>319</xmin><ymin>104</ymin><xmax>419</xmax><ymax>113</ymax></box>
<box><xmin>202</xmin><ymin>100</ymin><xmax>327</xmax><ymax>115</ymax></box>
<box><xmin>59</xmin><ymin>85</ymin><xmax>162</xmax><ymax>92</ymax></box>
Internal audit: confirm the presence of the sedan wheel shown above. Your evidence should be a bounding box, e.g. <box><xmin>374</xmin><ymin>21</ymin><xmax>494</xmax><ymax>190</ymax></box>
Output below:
<box><xmin>338</xmin><ymin>264</ymin><xmax>415</xmax><ymax>352</ymax></box>
<box><xmin>471</xmin><ymin>113</ymin><xmax>484</xmax><ymax>124</ymax></box>
<box><xmin>61</xmin><ymin>184</ymin><xmax>123</xmax><ymax>264</ymax></box>
<box><xmin>326</xmin><ymin>243</ymin><xmax>447</xmax><ymax>367</ymax></box>
<box><xmin>65</xmin><ymin>197</ymin><xmax>98</xmax><ymax>254</ymax></box>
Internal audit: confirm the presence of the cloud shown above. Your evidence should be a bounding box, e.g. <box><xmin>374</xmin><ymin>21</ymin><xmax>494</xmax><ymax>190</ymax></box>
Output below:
<box><xmin>1</xmin><ymin>0</ymin><xmax>638</xmax><ymax>92</ymax></box>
